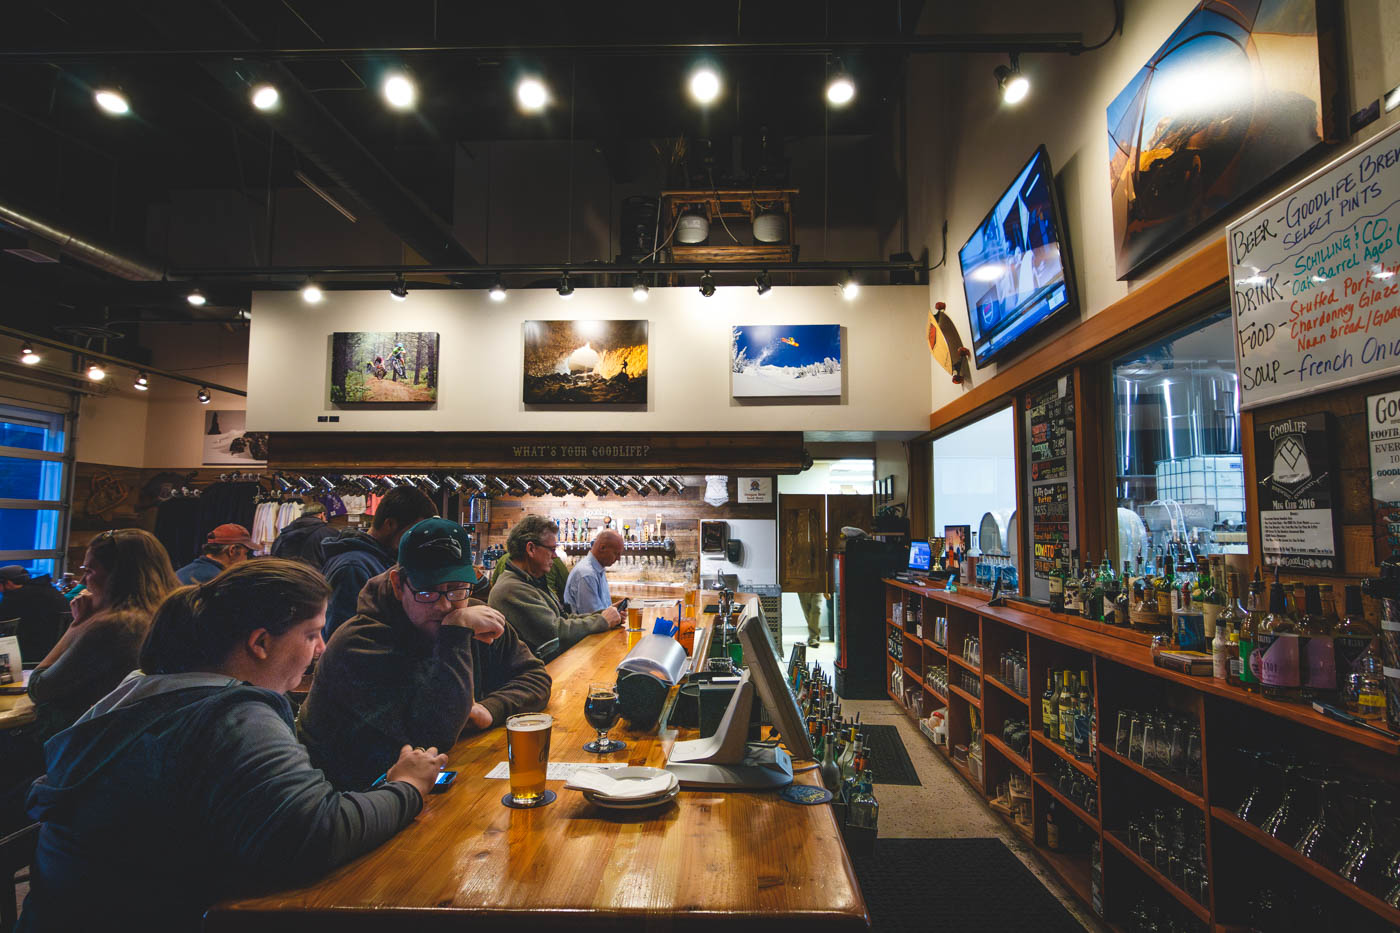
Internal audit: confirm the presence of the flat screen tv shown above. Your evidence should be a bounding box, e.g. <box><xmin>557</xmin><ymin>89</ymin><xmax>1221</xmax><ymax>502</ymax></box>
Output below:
<box><xmin>958</xmin><ymin>145</ymin><xmax>1077</xmax><ymax>368</ymax></box>
<box><xmin>907</xmin><ymin>541</ymin><xmax>931</xmax><ymax>572</ymax></box>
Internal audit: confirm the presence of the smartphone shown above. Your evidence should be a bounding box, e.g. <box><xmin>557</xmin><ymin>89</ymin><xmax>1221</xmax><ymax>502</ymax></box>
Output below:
<box><xmin>432</xmin><ymin>770</ymin><xmax>457</xmax><ymax>792</ymax></box>
<box><xmin>615</xmin><ymin>598</ymin><xmax>630</xmax><ymax>613</ymax></box>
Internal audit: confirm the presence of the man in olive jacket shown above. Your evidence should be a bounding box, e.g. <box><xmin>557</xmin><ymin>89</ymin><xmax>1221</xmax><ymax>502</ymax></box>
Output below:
<box><xmin>299</xmin><ymin>518</ymin><xmax>551</xmax><ymax>790</ymax></box>
<box><xmin>488</xmin><ymin>515</ymin><xmax>621</xmax><ymax>655</ymax></box>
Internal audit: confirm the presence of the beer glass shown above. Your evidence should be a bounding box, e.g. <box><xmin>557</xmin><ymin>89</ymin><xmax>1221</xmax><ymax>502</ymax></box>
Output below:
<box><xmin>506</xmin><ymin>713</ymin><xmax>553</xmax><ymax>806</ymax></box>
<box><xmin>582</xmin><ymin>682</ymin><xmax>624</xmax><ymax>753</ymax></box>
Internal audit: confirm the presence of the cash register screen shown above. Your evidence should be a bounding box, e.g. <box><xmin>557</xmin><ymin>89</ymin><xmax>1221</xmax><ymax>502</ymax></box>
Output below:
<box><xmin>907</xmin><ymin>541</ymin><xmax>931</xmax><ymax>572</ymax></box>
<box><xmin>737</xmin><ymin>600</ymin><xmax>815</xmax><ymax>761</ymax></box>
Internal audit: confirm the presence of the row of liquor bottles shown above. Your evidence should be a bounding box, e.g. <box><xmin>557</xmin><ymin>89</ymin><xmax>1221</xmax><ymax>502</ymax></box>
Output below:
<box><xmin>793</xmin><ymin>662</ymin><xmax>879</xmax><ymax>830</ymax></box>
<box><xmin>1042</xmin><ymin>667</ymin><xmax>1097</xmax><ymax>764</ymax></box>
<box><xmin>1045</xmin><ymin>549</ymin><xmax>1245</xmax><ymax>629</ymax></box>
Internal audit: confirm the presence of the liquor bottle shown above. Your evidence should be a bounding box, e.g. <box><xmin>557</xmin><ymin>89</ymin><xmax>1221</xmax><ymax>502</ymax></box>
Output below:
<box><xmin>819</xmin><ymin>728</ymin><xmax>842</xmax><ymax>793</ymax></box>
<box><xmin>1049</xmin><ymin>552</ymin><xmax>1066</xmax><ymax>613</ymax></box>
<box><xmin>1258</xmin><ymin>568</ymin><xmax>1301</xmax><ymax>701</ymax></box>
<box><xmin>1065</xmin><ymin>552</ymin><xmax>1082</xmax><ymax>617</ymax></box>
<box><xmin>1348</xmin><ymin>638</ymin><xmax>1387</xmax><ymax>722</ymax></box>
<box><xmin>1227</xmin><ymin>621</ymin><xmax>1242</xmax><ymax>686</ymax></box>
<box><xmin>1212</xmin><ymin>618</ymin><xmax>1230</xmax><ymax>682</ymax></box>
<box><xmin>1333</xmin><ymin>584</ymin><xmax>1372</xmax><ymax>698</ymax></box>
<box><xmin>1217</xmin><ymin>571</ymin><xmax>1241</xmax><ymax>645</ymax></box>
<box><xmin>1058</xmin><ymin>670</ymin><xmax>1077</xmax><ymax>747</ymax></box>
<box><xmin>1045</xmin><ymin>800</ymin><xmax>1063</xmax><ymax>852</ymax></box>
<box><xmin>1114</xmin><ymin>561</ymin><xmax>1132</xmax><ymax>626</ymax></box>
<box><xmin>1100</xmin><ymin>555</ymin><xmax>1120</xmax><ymax>624</ymax></box>
<box><xmin>849</xmin><ymin>770</ymin><xmax>879</xmax><ymax>830</ymax></box>
<box><xmin>1199</xmin><ymin>559</ymin><xmax>1223</xmax><ymax>641</ymax></box>
<box><xmin>1155</xmin><ymin>553</ymin><xmax>1176</xmax><ymax>619</ymax></box>
<box><xmin>1299</xmin><ymin>584</ymin><xmax>1335</xmax><ymax>701</ymax></box>
<box><xmin>1239</xmin><ymin>569</ymin><xmax>1264</xmax><ymax>692</ymax></box>
<box><xmin>1074</xmin><ymin>693</ymin><xmax>1092</xmax><ymax>760</ymax></box>
<box><xmin>1086</xmin><ymin>559</ymin><xmax>1105</xmax><ymax>622</ymax></box>
<box><xmin>1043</xmin><ymin>671</ymin><xmax>1059</xmax><ymax>739</ymax></box>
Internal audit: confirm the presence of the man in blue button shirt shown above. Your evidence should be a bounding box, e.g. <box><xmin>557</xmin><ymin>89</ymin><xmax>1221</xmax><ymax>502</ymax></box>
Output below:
<box><xmin>562</xmin><ymin>530</ymin><xmax>623</xmax><ymax>614</ymax></box>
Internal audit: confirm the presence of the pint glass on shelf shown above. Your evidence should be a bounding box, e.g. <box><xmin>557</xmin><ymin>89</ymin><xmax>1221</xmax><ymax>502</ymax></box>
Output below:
<box><xmin>506</xmin><ymin>713</ymin><xmax>553</xmax><ymax>805</ymax></box>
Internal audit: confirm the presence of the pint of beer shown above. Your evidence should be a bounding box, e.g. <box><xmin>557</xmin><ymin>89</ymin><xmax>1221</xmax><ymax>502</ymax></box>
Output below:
<box><xmin>505</xmin><ymin>713</ymin><xmax>553</xmax><ymax>805</ymax></box>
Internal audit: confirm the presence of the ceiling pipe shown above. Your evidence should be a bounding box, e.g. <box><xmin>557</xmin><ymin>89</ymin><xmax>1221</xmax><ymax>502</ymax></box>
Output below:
<box><xmin>0</xmin><ymin>201</ymin><xmax>166</xmax><ymax>281</ymax></box>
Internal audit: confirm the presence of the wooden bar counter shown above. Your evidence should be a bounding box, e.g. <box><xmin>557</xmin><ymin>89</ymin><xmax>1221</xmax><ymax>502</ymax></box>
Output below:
<box><xmin>205</xmin><ymin>615</ymin><xmax>870</xmax><ymax>932</ymax></box>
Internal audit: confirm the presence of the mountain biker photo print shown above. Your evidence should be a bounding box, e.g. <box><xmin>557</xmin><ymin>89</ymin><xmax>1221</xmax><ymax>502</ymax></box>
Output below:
<box><xmin>329</xmin><ymin>331</ymin><xmax>439</xmax><ymax>404</ymax></box>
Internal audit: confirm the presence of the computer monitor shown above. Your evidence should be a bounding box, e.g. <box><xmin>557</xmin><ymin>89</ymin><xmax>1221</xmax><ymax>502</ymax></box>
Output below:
<box><xmin>907</xmin><ymin>540</ymin><xmax>932</xmax><ymax>572</ymax></box>
<box><xmin>736</xmin><ymin>600</ymin><xmax>814</xmax><ymax>761</ymax></box>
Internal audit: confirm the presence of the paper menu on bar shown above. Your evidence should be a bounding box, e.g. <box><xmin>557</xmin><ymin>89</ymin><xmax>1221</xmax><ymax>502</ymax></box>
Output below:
<box><xmin>484</xmin><ymin>761</ymin><xmax>630</xmax><ymax>781</ymax></box>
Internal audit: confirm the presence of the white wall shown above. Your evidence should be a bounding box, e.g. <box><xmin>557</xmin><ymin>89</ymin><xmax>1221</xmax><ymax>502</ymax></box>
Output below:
<box><xmin>932</xmin><ymin>406</ymin><xmax>1017</xmax><ymax>543</ymax></box>
<box><xmin>698</xmin><ymin>518</ymin><xmax>777</xmax><ymax>588</ymax></box>
<box><xmin>245</xmin><ymin>285</ymin><xmax>932</xmax><ymax>433</ymax></box>
<box><xmin>916</xmin><ymin>0</ymin><xmax>1400</xmax><ymax>413</ymax></box>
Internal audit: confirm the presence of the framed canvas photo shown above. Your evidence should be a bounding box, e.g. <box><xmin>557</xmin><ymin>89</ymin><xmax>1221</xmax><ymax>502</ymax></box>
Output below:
<box><xmin>329</xmin><ymin>332</ymin><xmax>439</xmax><ymax>404</ymax></box>
<box><xmin>522</xmin><ymin>320</ymin><xmax>648</xmax><ymax>406</ymax></box>
<box><xmin>731</xmin><ymin>324</ymin><xmax>842</xmax><ymax>398</ymax></box>
<box><xmin>202</xmin><ymin>410</ymin><xmax>268</xmax><ymax>465</ymax></box>
<box><xmin>1106</xmin><ymin>0</ymin><xmax>1339</xmax><ymax>279</ymax></box>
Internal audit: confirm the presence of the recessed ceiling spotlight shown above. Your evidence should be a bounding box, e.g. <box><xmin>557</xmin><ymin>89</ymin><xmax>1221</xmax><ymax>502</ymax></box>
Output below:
<box><xmin>301</xmin><ymin>278</ymin><xmax>324</xmax><ymax>304</ymax></box>
<box><xmin>699</xmin><ymin>271</ymin><xmax>716</xmax><ymax>298</ymax></box>
<box><xmin>196</xmin><ymin>386</ymin><xmax>211</xmax><ymax>404</ymax></box>
<box><xmin>557</xmin><ymin>272</ymin><xmax>575</xmax><ymax>299</ymax></box>
<box><xmin>389</xmin><ymin>274</ymin><xmax>409</xmax><ymax>302</ymax></box>
<box><xmin>19</xmin><ymin>344</ymin><xmax>39</xmax><ymax>365</ymax></box>
<box><xmin>86</xmin><ymin>361</ymin><xmax>106</xmax><ymax>381</ymax></box>
<box><xmin>94</xmin><ymin>88</ymin><xmax>129</xmax><ymax>115</ymax></box>
<box><xmin>250</xmin><ymin>83</ymin><xmax>280</xmax><ymax>111</ymax></box>
<box><xmin>995</xmin><ymin>54</ymin><xmax>1030</xmax><ymax>105</ymax></box>
<box><xmin>382</xmin><ymin>71</ymin><xmax>418</xmax><ymax>110</ymax></box>
<box><xmin>489</xmin><ymin>276</ymin><xmax>508</xmax><ymax>302</ymax></box>
<box><xmin>755</xmin><ymin>270</ymin><xmax>772</xmax><ymax>297</ymax></box>
<box><xmin>133</xmin><ymin>371</ymin><xmax>149</xmax><ymax>391</ymax></box>
<box><xmin>841</xmin><ymin>272</ymin><xmax>860</xmax><ymax>300</ymax></box>
<box><xmin>689</xmin><ymin>66</ymin><xmax>721</xmax><ymax>105</ymax></box>
<box><xmin>826</xmin><ymin>62</ymin><xmax>855</xmax><ymax>106</ymax></box>
<box><xmin>632</xmin><ymin>275</ymin><xmax>650</xmax><ymax>302</ymax></box>
<box><xmin>186</xmin><ymin>289</ymin><xmax>207</xmax><ymax>307</ymax></box>
<box><xmin>516</xmin><ymin>76</ymin><xmax>549</xmax><ymax>113</ymax></box>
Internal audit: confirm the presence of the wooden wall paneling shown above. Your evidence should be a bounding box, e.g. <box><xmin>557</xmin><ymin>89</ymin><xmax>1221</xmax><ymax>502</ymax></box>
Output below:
<box><xmin>1073</xmin><ymin>364</ymin><xmax>1109</xmax><ymax>565</ymax></box>
<box><xmin>1012</xmin><ymin>390</ymin><xmax>1030</xmax><ymax>596</ymax></box>
<box><xmin>906</xmin><ymin>441</ymin><xmax>931</xmax><ymax>540</ymax></box>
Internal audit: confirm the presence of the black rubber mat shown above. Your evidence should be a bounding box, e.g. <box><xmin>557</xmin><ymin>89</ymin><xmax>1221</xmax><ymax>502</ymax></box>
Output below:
<box><xmin>852</xmin><ymin>837</ymin><xmax>1088</xmax><ymax>932</ymax></box>
<box><xmin>861</xmin><ymin>723</ymin><xmax>921</xmax><ymax>786</ymax></box>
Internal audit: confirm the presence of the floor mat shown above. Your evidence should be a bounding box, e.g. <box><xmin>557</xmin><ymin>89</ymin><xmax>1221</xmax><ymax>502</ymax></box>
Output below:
<box><xmin>861</xmin><ymin>723</ymin><xmax>921</xmax><ymax>786</ymax></box>
<box><xmin>852</xmin><ymin>837</ymin><xmax>1088</xmax><ymax>932</ymax></box>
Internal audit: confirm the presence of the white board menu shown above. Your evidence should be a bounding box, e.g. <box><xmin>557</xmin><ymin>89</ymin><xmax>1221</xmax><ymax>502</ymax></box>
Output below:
<box><xmin>1228</xmin><ymin>120</ymin><xmax>1400</xmax><ymax>409</ymax></box>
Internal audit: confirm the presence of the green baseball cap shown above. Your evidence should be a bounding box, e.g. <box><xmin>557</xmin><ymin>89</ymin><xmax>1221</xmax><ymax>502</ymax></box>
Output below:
<box><xmin>397</xmin><ymin>518</ymin><xmax>479</xmax><ymax>590</ymax></box>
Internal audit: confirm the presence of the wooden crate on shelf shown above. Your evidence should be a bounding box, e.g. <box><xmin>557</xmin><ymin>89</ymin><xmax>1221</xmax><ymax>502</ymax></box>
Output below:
<box><xmin>660</xmin><ymin>188</ymin><xmax>798</xmax><ymax>264</ymax></box>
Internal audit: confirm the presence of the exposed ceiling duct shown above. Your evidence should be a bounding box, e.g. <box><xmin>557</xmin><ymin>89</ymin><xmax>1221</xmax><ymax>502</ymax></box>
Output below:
<box><xmin>0</xmin><ymin>201</ymin><xmax>165</xmax><ymax>281</ymax></box>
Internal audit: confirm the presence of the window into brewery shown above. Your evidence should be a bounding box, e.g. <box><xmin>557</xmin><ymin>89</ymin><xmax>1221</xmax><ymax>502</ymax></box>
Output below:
<box><xmin>932</xmin><ymin>407</ymin><xmax>1018</xmax><ymax>566</ymax></box>
<box><xmin>0</xmin><ymin>403</ymin><xmax>69</xmax><ymax>578</ymax></box>
<box><xmin>1111</xmin><ymin>309</ymin><xmax>1244</xmax><ymax>569</ymax></box>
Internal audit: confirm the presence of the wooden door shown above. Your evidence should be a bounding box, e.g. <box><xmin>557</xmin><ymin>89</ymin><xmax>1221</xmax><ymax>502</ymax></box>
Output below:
<box><xmin>779</xmin><ymin>494</ymin><xmax>827</xmax><ymax>592</ymax></box>
<box><xmin>826</xmin><ymin>494</ymin><xmax>873</xmax><ymax>552</ymax></box>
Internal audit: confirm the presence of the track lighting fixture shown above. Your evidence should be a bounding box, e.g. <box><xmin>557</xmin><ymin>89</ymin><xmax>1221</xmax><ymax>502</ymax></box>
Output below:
<box><xmin>196</xmin><ymin>386</ymin><xmax>211</xmax><ymax>403</ymax></box>
<box><xmin>86</xmin><ymin>361</ymin><xmax>106</xmax><ymax>382</ymax></box>
<box><xmin>647</xmin><ymin>477</ymin><xmax>670</xmax><ymax>495</ymax></box>
<box><xmin>418</xmin><ymin>474</ymin><xmax>441</xmax><ymax>495</ymax></box>
<box><xmin>995</xmin><ymin>54</ymin><xmax>1030</xmax><ymax>105</ymax></box>
<box><xmin>463</xmin><ymin>476</ymin><xmax>488</xmax><ymax>493</ymax></box>
<box><xmin>489</xmin><ymin>276</ymin><xmax>507</xmax><ymax>302</ymax></box>
<box><xmin>487</xmin><ymin>476</ymin><xmax>512</xmax><ymax>495</ymax></box>
<box><xmin>688</xmin><ymin>66</ymin><xmax>721</xmax><ymax>105</ymax></box>
<box><xmin>94</xmin><ymin>88</ymin><xmax>129</xmax><ymax>115</ymax></box>
<box><xmin>378</xmin><ymin>476</ymin><xmax>399</xmax><ymax>491</ymax></box>
<box><xmin>826</xmin><ymin>61</ymin><xmax>855</xmax><ymax>106</ymax></box>
<box><xmin>841</xmin><ymin>272</ymin><xmax>860</xmax><ymax>300</ymax></box>
<box><xmin>442</xmin><ymin>475</ymin><xmax>463</xmax><ymax>494</ymax></box>
<box><xmin>389</xmin><ymin>275</ymin><xmax>408</xmax><ymax>302</ymax></box>
<box><xmin>186</xmin><ymin>289</ymin><xmax>207</xmax><ymax>307</ymax></box>
<box><xmin>318</xmin><ymin>475</ymin><xmax>337</xmax><ymax>493</ymax></box>
<box><xmin>525</xmin><ymin>476</ymin><xmax>549</xmax><ymax>497</ymax></box>
<box><xmin>603</xmin><ymin>477</ymin><xmax>628</xmax><ymax>496</ymax></box>
<box><xmin>133</xmin><ymin>371</ymin><xmax>149</xmax><ymax>391</ymax></box>
<box><xmin>516</xmin><ymin>76</ymin><xmax>549</xmax><ymax>113</ymax></box>
<box><xmin>755</xmin><ymin>270</ymin><xmax>772</xmax><ymax>297</ymax></box>
<box><xmin>273</xmin><ymin>475</ymin><xmax>293</xmax><ymax>493</ymax></box>
<box><xmin>505</xmin><ymin>477</ymin><xmax>530</xmax><ymax>497</ymax></box>
<box><xmin>580</xmin><ymin>477</ymin><xmax>605</xmax><ymax>496</ymax></box>
<box><xmin>699</xmin><ymin>271</ymin><xmax>716</xmax><ymax>298</ymax></box>
<box><xmin>19</xmin><ymin>344</ymin><xmax>39</xmax><ymax>365</ymax></box>
<box><xmin>355</xmin><ymin>476</ymin><xmax>377</xmax><ymax>493</ymax></box>
<box><xmin>625</xmin><ymin>477</ymin><xmax>651</xmax><ymax>497</ymax></box>
<box><xmin>300</xmin><ymin>278</ymin><xmax>324</xmax><ymax>304</ymax></box>
<box><xmin>250</xmin><ymin>83</ymin><xmax>280</xmax><ymax>111</ymax></box>
<box><xmin>557</xmin><ymin>272</ymin><xmax>575</xmax><ymax>299</ymax></box>
<box><xmin>632</xmin><ymin>275</ymin><xmax>649</xmax><ymax>302</ymax></box>
<box><xmin>295</xmin><ymin>476</ymin><xmax>316</xmax><ymax>493</ymax></box>
<box><xmin>665</xmin><ymin>476</ymin><xmax>687</xmax><ymax>493</ymax></box>
<box><xmin>382</xmin><ymin>71</ymin><xmax>417</xmax><ymax>110</ymax></box>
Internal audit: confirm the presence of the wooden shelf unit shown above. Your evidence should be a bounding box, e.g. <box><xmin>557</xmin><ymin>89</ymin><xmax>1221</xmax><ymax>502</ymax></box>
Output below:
<box><xmin>884</xmin><ymin>578</ymin><xmax>1400</xmax><ymax>931</ymax></box>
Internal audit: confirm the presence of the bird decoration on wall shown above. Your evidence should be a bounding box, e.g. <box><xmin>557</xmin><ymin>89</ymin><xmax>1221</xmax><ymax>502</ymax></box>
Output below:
<box><xmin>927</xmin><ymin>301</ymin><xmax>971</xmax><ymax>385</ymax></box>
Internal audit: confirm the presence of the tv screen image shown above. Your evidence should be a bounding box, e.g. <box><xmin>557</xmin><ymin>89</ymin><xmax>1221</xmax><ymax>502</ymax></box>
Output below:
<box><xmin>907</xmin><ymin>541</ymin><xmax>931</xmax><ymax>572</ymax></box>
<box><xmin>958</xmin><ymin>146</ymin><xmax>1077</xmax><ymax>367</ymax></box>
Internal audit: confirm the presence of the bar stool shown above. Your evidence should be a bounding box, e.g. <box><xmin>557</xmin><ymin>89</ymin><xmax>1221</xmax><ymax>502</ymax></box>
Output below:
<box><xmin>0</xmin><ymin>822</ymin><xmax>38</xmax><ymax>933</ymax></box>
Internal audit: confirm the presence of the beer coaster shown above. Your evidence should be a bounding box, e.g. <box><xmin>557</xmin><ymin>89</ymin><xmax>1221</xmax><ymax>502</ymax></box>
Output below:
<box><xmin>780</xmin><ymin>784</ymin><xmax>833</xmax><ymax>805</ymax></box>
<box><xmin>582</xmin><ymin>739</ymin><xmax>628</xmax><ymax>754</ymax></box>
<box><xmin>501</xmin><ymin>789</ymin><xmax>557</xmax><ymax>809</ymax></box>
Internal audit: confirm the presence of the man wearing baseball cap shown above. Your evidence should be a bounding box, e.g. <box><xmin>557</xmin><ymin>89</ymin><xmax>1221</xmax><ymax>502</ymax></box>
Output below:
<box><xmin>298</xmin><ymin>518</ymin><xmax>552</xmax><ymax>790</ymax></box>
<box><xmin>174</xmin><ymin>524</ymin><xmax>254</xmax><ymax>585</ymax></box>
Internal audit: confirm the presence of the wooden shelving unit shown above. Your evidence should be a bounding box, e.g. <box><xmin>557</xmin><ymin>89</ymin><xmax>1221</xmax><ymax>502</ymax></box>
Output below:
<box><xmin>883</xmin><ymin>578</ymin><xmax>1400</xmax><ymax>931</ymax></box>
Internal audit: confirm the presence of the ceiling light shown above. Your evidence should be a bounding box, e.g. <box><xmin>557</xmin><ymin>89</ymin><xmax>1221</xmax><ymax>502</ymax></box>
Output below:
<box><xmin>516</xmin><ymin>76</ymin><xmax>549</xmax><ymax>113</ymax></box>
<box><xmin>755</xmin><ymin>270</ymin><xmax>772</xmax><ymax>297</ymax></box>
<box><xmin>826</xmin><ymin>64</ymin><xmax>855</xmax><ymax>106</ymax></box>
<box><xmin>557</xmin><ymin>272</ymin><xmax>574</xmax><ymax>299</ymax></box>
<box><xmin>995</xmin><ymin>54</ymin><xmax>1030</xmax><ymax>105</ymax></box>
<box><xmin>382</xmin><ymin>72</ymin><xmax>418</xmax><ymax>110</ymax></box>
<box><xmin>301</xmin><ymin>278</ymin><xmax>324</xmax><ymax>304</ymax></box>
<box><xmin>197</xmin><ymin>386</ymin><xmax>211</xmax><ymax>404</ymax></box>
<box><xmin>19</xmin><ymin>344</ymin><xmax>39</xmax><ymax>365</ymax></box>
<box><xmin>186</xmin><ymin>289</ymin><xmax>207</xmax><ymax>307</ymax></box>
<box><xmin>86</xmin><ymin>361</ymin><xmax>106</xmax><ymax>382</ymax></box>
<box><xmin>133</xmin><ymin>371</ymin><xmax>149</xmax><ymax>391</ymax></box>
<box><xmin>699</xmin><ymin>271</ymin><xmax>716</xmax><ymax>298</ymax></box>
<box><xmin>632</xmin><ymin>275</ymin><xmax>649</xmax><ymax>302</ymax></box>
<box><xmin>389</xmin><ymin>274</ymin><xmax>409</xmax><ymax>302</ymax></box>
<box><xmin>841</xmin><ymin>273</ymin><xmax>860</xmax><ymax>300</ymax></box>
<box><xmin>489</xmin><ymin>276</ymin><xmax>507</xmax><ymax>302</ymax></box>
<box><xmin>689</xmin><ymin>66</ymin><xmax>721</xmax><ymax>105</ymax></box>
<box><xmin>94</xmin><ymin>89</ymin><xmax>129</xmax><ymax>115</ymax></box>
<box><xmin>250</xmin><ymin>84</ymin><xmax>280</xmax><ymax>111</ymax></box>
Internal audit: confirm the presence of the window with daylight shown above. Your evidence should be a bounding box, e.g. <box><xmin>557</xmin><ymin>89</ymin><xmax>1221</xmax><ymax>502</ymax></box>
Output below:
<box><xmin>0</xmin><ymin>404</ymin><xmax>70</xmax><ymax>578</ymax></box>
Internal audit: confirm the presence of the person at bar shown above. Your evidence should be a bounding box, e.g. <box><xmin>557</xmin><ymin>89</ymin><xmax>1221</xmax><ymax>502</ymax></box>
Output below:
<box><xmin>17</xmin><ymin>559</ymin><xmax>447</xmax><ymax>933</ymax></box>
<box><xmin>0</xmin><ymin>565</ymin><xmax>69</xmax><ymax>662</ymax></box>
<box><xmin>270</xmin><ymin>501</ymin><xmax>337</xmax><ymax>571</ymax></box>
<box><xmin>173</xmin><ymin>523</ymin><xmax>253</xmax><ymax>585</ymax></box>
<box><xmin>319</xmin><ymin>485</ymin><xmax>438</xmax><ymax>638</ymax></box>
<box><xmin>488</xmin><ymin>515</ymin><xmax>621</xmax><ymax>655</ymax></box>
<box><xmin>488</xmin><ymin>546</ymin><xmax>569</xmax><ymax>606</ymax></box>
<box><xmin>563</xmin><ymin>529</ymin><xmax>623</xmax><ymax>614</ymax></box>
<box><xmin>299</xmin><ymin>518</ymin><xmax>551</xmax><ymax>790</ymax></box>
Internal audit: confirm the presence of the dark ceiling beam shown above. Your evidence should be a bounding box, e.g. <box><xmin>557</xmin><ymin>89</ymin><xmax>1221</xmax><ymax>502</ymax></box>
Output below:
<box><xmin>0</xmin><ymin>34</ymin><xmax>1088</xmax><ymax>64</ymax></box>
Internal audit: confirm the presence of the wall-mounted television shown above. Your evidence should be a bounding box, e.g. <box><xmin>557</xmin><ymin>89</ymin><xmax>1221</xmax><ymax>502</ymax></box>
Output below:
<box><xmin>958</xmin><ymin>145</ymin><xmax>1078</xmax><ymax>368</ymax></box>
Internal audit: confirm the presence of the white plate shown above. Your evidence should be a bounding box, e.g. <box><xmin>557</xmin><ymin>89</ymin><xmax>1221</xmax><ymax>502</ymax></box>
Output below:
<box><xmin>583</xmin><ymin>784</ymin><xmax>680</xmax><ymax>810</ymax></box>
<box><xmin>580</xmin><ymin>766</ymin><xmax>678</xmax><ymax>801</ymax></box>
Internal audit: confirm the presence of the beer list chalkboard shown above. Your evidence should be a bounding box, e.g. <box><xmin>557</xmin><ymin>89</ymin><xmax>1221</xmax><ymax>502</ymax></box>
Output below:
<box><xmin>1024</xmin><ymin>377</ymin><xmax>1077</xmax><ymax>602</ymax></box>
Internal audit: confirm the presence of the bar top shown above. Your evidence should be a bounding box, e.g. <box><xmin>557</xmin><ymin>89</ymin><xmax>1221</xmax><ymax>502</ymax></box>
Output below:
<box><xmin>205</xmin><ymin>615</ymin><xmax>870</xmax><ymax>932</ymax></box>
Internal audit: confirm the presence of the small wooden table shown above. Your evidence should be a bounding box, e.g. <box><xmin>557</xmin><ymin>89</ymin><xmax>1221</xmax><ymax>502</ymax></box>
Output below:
<box><xmin>206</xmin><ymin>617</ymin><xmax>869</xmax><ymax>932</ymax></box>
<box><xmin>0</xmin><ymin>671</ymin><xmax>35</xmax><ymax>730</ymax></box>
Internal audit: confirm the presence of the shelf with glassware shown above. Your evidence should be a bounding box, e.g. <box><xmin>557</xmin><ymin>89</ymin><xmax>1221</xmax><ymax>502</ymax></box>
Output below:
<box><xmin>886</xmin><ymin>577</ymin><xmax>1400</xmax><ymax>932</ymax></box>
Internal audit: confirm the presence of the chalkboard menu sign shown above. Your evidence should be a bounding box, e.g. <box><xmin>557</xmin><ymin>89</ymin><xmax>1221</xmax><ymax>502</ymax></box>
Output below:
<box><xmin>1024</xmin><ymin>376</ymin><xmax>1077</xmax><ymax>601</ymax></box>
<box><xmin>1254</xmin><ymin>411</ymin><xmax>1340</xmax><ymax>571</ymax></box>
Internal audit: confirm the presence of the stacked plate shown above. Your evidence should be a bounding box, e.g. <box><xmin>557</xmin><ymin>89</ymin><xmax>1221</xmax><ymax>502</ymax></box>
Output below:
<box><xmin>572</xmin><ymin>766</ymin><xmax>679</xmax><ymax>810</ymax></box>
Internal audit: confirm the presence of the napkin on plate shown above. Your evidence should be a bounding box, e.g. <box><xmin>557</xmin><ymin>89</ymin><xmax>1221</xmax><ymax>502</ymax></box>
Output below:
<box><xmin>565</xmin><ymin>768</ymin><xmax>674</xmax><ymax>799</ymax></box>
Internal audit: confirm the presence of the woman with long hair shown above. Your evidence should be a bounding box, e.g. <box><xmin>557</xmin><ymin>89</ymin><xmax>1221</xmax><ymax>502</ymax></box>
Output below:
<box><xmin>19</xmin><ymin>559</ymin><xmax>446</xmax><ymax>932</ymax></box>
